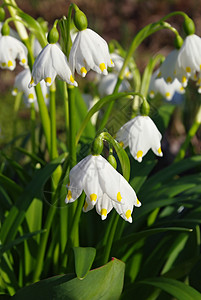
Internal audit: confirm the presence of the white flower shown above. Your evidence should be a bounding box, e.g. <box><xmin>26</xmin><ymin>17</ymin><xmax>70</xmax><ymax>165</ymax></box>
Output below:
<box><xmin>65</xmin><ymin>154</ymin><xmax>141</xmax><ymax>223</ymax></box>
<box><xmin>12</xmin><ymin>68</ymin><xmax>49</xmax><ymax>106</ymax></box>
<box><xmin>116</xmin><ymin>115</ymin><xmax>163</xmax><ymax>162</ymax></box>
<box><xmin>69</xmin><ymin>28</ymin><xmax>114</xmax><ymax>77</ymax></box>
<box><xmin>29</xmin><ymin>43</ymin><xmax>78</xmax><ymax>88</ymax></box>
<box><xmin>149</xmin><ymin>70</ymin><xmax>185</xmax><ymax>101</ymax></box>
<box><xmin>98</xmin><ymin>73</ymin><xmax>131</xmax><ymax>97</ymax></box>
<box><xmin>177</xmin><ymin>34</ymin><xmax>201</xmax><ymax>79</ymax></box>
<box><xmin>0</xmin><ymin>35</ymin><xmax>28</xmax><ymax>70</ymax></box>
<box><xmin>110</xmin><ymin>53</ymin><xmax>132</xmax><ymax>79</ymax></box>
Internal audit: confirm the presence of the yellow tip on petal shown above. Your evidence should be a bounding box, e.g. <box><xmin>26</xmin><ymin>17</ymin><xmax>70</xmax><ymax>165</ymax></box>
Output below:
<box><xmin>182</xmin><ymin>76</ymin><xmax>187</xmax><ymax>84</ymax></box>
<box><xmin>1</xmin><ymin>62</ymin><xmax>6</xmax><ymax>67</ymax></box>
<box><xmin>83</xmin><ymin>201</ymin><xmax>88</xmax><ymax>211</ymax></box>
<box><xmin>21</xmin><ymin>58</ymin><xmax>26</xmax><ymax>64</ymax></box>
<box><xmin>117</xmin><ymin>192</ymin><xmax>122</xmax><ymax>202</ymax></box>
<box><xmin>158</xmin><ymin>147</ymin><xmax>162</xmax><ymax>154</ymax></box>
<box><xmin>70</xmin><ymin>75</ymin><xmax>75</xmax><ymax>83</ymax></box>
<box><xmin>30</xmin><ymin>77</ymin><xmax>34</xmax><ymax>85</ymax></box>
<box><xmin>13</xmin><ymin>88</ymin><xmax>18</xmax><ymax>94</ymax></box>
<box><xmin>28</xmin><ymin>93</ymin><xmax>34</xmax><ymax>99</ymax></box>
<box><xmin>137</xmin><ymin>198</ymin><xmax>141</xmax><ymax>205</ymax></box>
<box><xmin>101</xmin><ymin>208</ymin><xmax>107</xmax><ymax>216</ymax></box>
<box><xmin>149</xmin><ymin>90</ymin><xmax>155</xmax><ymax>98</ymax></box>
<box><xmin>80</xmin><ymin>67</ymin><xmax>87</xmax><ymax>76</ymax></box>
<box><xmin>137</xmin><ymin>150</ymin><xmax>143</xmax><ymax>159</ymax></box>
<box><xmin>8</xmin><ymin>60</ymin><xmax>13</xmax><ymax>67</ymax></box>
<box><xmin>45</xmin><ymin>77</ymin><xmax>51</xmax><ymax>84</ymax></box>
<box><xmin>90</xmin><ymin>193</ymin><xmax>97</xmax><ymax>202</ymax></box>
<box><xmin>125</xmin><ymin>209</ymin><xmax>131</xmax><ymax>219</ymax></box>
<box><xmin>186</xmin><ymin>66</ymin><xmax>191</xmax><ymax>73</ymax></box>
<box><xmin>99</xmin><ymin>63</ymin><xmax>106</xmax><ymax>72</ymax></box>
<box><xmin>67</xmin><ymin>190</ymin><xmax>72</xmax><ymax>201</ymax></box>
<box><xmin>119</xmin><ymin>141</ymin><xmax>124</xmax><ymax>147</ymax></box>
<box><xmin>166</xmin><ymin>76</ymin><xmax>172</xmax><ymax>83</ymax></box>
<box><xmin>157</xmin><ymin>71</ymin><xmax>161</xmax><ymax>78</ymax></box>
<box><xmin>165</xmin><ymin>92</ymin><xmax>171</xmax><ymax>99</ymax></box>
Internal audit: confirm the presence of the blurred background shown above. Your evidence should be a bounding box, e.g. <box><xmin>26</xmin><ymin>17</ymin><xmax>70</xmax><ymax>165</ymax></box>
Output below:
<box><xmin>0</xmin><ymin>0</ymin><xmax>201</xmax><ymax>157</ymax></box>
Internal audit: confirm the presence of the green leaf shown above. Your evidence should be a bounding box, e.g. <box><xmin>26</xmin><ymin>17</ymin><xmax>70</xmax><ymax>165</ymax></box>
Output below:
<box><xmin>12</xmin><ymin>258</ymin><xmax>125</xmax><ymax>300</ymax></box>
<box><xmin>140</xmin><ymin>277</ymin><xmax>201</xmax><ymax>300</ymax></box>
<box><xmin>73</xmin><ymin>247</ymin><xmax>96</xmax><ymax>279</ymax></box>
<box><xmin>0</xmin><ymin>230</ymin><xmax>45</xmax><ymax>259</ymax></box>
<box><xmin>0</xmin><ymin>173</ymin><xmax>23</xmax><ymax>197</ymax></box>
<box><xmin>0</xmin><ymin>153</ymin><xmax>67</xmax><ymax>244</ymax></box>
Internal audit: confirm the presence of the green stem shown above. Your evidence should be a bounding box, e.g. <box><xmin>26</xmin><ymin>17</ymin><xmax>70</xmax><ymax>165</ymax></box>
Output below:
<box><xmin>30</xmin><ymin>102</ymin><xmax>36</xmax><ymax>154</ymax></box>
<box><xmin>68</xmin><ymin>86</ymin><xmax>77</xmax><ymax>168</ymax></box>
<box><xmin>102</xmin><ymin>214</ymin><xmax>119</xmax><ymax>265</ymax></box>
<box><xmin>175</xmin><ymin>105</ymin><xmax>201</xmax><ymax>162</ymax></box>
<box><xmin>63</xmin><ymin>82</ymin><xmax>69</xmax><ymax>149</ymax></box>
<box><xmin>62</xmin><ymin>192</ymin><xmax>85</xmax><ymax>268</ymax></box>
<box><xmin>50</xmin><ymin>82</ymin><xmax>58</xmax><ymax>160</ymax></box>
<box><xmin>66</xmin><ymin>3</ymin><xmax>73</xmax><ymax>58</ymax></box>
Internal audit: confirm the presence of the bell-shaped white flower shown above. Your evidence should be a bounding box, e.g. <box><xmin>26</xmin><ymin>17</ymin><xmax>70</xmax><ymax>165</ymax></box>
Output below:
<box><xmin>12</xmin><ymin>68</ymin><xmax>49</xmax><ymax>105</ymax></box>
<box><xmin>116</xmin><ymin>116</ymin><xmax>163</xmax><ymax>162</ymax></box>
<box><xmin>98</xmin><ymin>73</ymin><xmax>131</xmax><ymax>97</ymax></box>
<box><xmin>0</xmin><ymin>35</ymin><xmax>28</xmax><ymax>70</ymax></box>
<box><xmin>159</xmin><ymin>49</ymin><xmax>188</xmax><ymax>87</ymax></box>
<box><xmin>29</xmin><ymin>43</ymin><xmax>78</xmax><ymax>88</ymax></box>
<box><xmin>69</xmin><ymin>28</ymin><xmax>114</xmax><ymax>77</ymax></box>
<box><xmin>177</xmin><ymin>34</ymin><xmax>201</xmax><ymax>79</ymax></box>
<box><xmin>65</xmin><ymin>154</ymin><xmax>141</xmax><ymax>223</ymax></box>
<box><xmin>149</xmin><ymin>70</ymin><xmax>185</xmax><ymax>101</ymax></box>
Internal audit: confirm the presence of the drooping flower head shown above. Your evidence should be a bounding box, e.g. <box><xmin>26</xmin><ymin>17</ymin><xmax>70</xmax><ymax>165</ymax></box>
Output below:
<box><xmin>149</xmin><ymin>69</ymin><xmax>185</xmax><ymax>101</ymax></box>
<box><xmin>0</xmin><ymin>35</ymin><xmax>28</xmax><ymax>70</ymax></box>
<box><xmin>69</xmin><ymin>29</ymin><xmax>114</xmax><ymax>78</ymax></box>
<box><xmin>116</xmin><ymin>115</ymin><xmax>163</xmax><ymax>162</ymax></box>
<box><xmin>29</xmin><ymin>43</ymin><xmax>78</xmax><ymax>88</ymax></box>
<box><xmin>65</xmin><ymin>154</ymin><xmax>141</xmax><ymax>223</ymax></box>
<box><xmin>12</xmin><ymin>68</ymin><xmax>49</xmax><ymax>106</ymax></box>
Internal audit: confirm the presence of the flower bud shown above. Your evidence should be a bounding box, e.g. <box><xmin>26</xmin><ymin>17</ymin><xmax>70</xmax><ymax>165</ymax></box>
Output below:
<box><xmin>140</xmin><ymin>99</ymin><xmax>150</xmax><ymax>116</ymax></box>
<box><xmin>108</xmin><ymin>154</ymin><xmax>117</xmax><ymax>169</ymax></box>
<box><xmin>174</xmin><ymin>35</ymin><xmax>183</xmax><ymax>49</ymax></box>
<box><xmin>0</xmin><ymin>7</ymin><xmax>5</xmax><ymax>22</ymax></box>
<box><xmin>73</xmin><ymin>5</ymin><xmax>88</xmax><ymax>31</ymax></box>
<box><xmin>47</xmin><ymin>27</ymin><xmax>59</xmax><ymax>44</ymax></box>
<box><xmin>1</xmin><ymin>22</ymin><xmax>10</xmax><ymax>36</ymax></box>
<box><xmin>91</xmin><ymin>136</ymin><xmax>104</xmax><ymax>155</ymax></box>
<box><xmin>183</xmin><ymin>16</ymin><xmax>195</xmax><ymax>35</ymax></box>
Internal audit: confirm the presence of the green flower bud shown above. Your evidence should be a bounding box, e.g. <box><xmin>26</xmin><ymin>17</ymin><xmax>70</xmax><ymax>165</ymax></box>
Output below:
<box><xmin>174</xmin><ymin>34</ymin><xmax>183</xmax><ymax>49</ymax></box>
<box><xmin>0</xmin><ymin>7</ymin><xmax>5</xmax><ymax>22</ymax></box>
<box><xmin>74</xmin><ymin>6</ymin><xmax>88</xmax><ymax>31</ymax></box>
<box><xmin>183</xmin><ymin>16</ymin><xmax>195</xmax><ymax>35</ymax></box>
<box><xmin>108</xmin><ymin>154</ymin><xmax>117</xmax><ymax>169</ymax></box>
<box><xmin>47</xmin><ymin>27</ymin><xmax>59</xmax><ymax>44</ymax></box>
<box><xmin>140</xmin><ymin>99</ymin><xmax>150</xmax><ymax>116</ymax></box>
<box><xmin>1</xmin><ymin>22</ymin><xmax>10</xmax><ymax>36</ymax></box>
<box><xmin>91</xmin><ymin>136</ymin><xmax>104</xmax><ymax>155</ymax></box>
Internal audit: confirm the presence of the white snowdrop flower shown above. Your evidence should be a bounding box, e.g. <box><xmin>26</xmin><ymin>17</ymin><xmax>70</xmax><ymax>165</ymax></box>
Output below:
<box><xmin>110</xmin><ymin>53</ymin><xmax>132</xmax><ymax>79</ymax></box>
<box><xmin>0</xmin><ymin>35</ymin><xmax>28</xmax><ymax>70</ymax></box>
<box><xmin>116</xmin><ymin>115</ymin><xmax>163</xmax><ymax>162</ymax></box>
<box><xmin>65</xmin><ymin>154</ymin><xmax>141</xmax><ymax>223</ymax></box>
<box><xmin>12</xmin><ymin>68</ymin><xmax>49</xmax><ymax>105</ymax></box>
<box><xmin>177</xmin><ymin>34</ymin><xmax>201</xmax><ymax>80</ymax></box>
<box><xmin>29</xmin><ymin>43</ymin><xmax>78</xmax><ymax>88</ymax></box>
<box><xmin>69</xmin><ymin>28</ymin><xmax>114</xmax><ymax>78</ymax></box>
<box><xmin>98</xmin><ymin>73</ymin><xmax>131</xmax><ymax>97</ymax></box>
<box><xmin>159</xmin><ymin>49</ymin><xmax>189</xmax><ymax>87</ymax></box>
<box><xmin>149</xmin><ymin>70</ymin><xmax>185</xmax><ymax>101</ymax></box>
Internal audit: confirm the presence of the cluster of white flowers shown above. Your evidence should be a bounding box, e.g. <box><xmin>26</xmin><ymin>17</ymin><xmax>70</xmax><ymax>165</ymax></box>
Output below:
<box><xmin>65</xmin><ymin>154</ymin><xmax>141</xmax><ymax>223</ymax></box>
<box><xmin>150</xmin><ymin>33</ymin><xmax>201</xmax><ymax>99</ymax></box>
